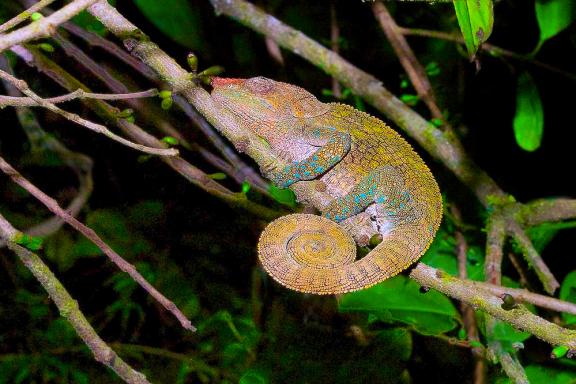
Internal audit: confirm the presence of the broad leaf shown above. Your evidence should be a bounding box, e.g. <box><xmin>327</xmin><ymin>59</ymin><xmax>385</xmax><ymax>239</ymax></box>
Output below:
<box><xmin>453</xmin><ymin>0</ymin><xmax>494</xmax><ymax>57</ymax></box>
<box><xmin>535</xmin><ymin>0</ymin><xmax>576</xmax><ymax>51</ymax></box>
<box><xmin>339</xmin><ymin>275</ymin><xmax>460</xmax><ymax>336</ymax></box>
<box><xmin>133</xmin><ymin>0</ymin><xmax>204</xmax><ymax>49</ymax></box>
<box><xmin>526</xmin><ymin>220</ymin><xmax>576</xmax><ymax>253</ymax></box>
<box><xmin>268</xmin><ymin>185</ymin><xmax>297</xmax><ymax>208</ymax></box>
<box><xmin>560</xmin><ymin>270</ymin><xmax>576</xmax><ymax>325</ymax></box>
<box><xmin>513</xmin><ymin>71</ymin><xmax>544</xmax><ymax>152</ymax></box>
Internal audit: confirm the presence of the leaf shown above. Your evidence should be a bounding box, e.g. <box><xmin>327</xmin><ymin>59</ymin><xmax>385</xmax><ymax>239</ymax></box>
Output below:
<box><xmin>239</xmin><ymin>369</ymin><xmax>267</xmax><ymax>384</ymax></box>
<box><xmin>535</xmin><ymin>0</ymin><xmax>576</xmax><ymax>50</ymax></box>
<box><xmin>71</xmin><ymin>0</ymin><xmax>115</xmax><ymax>36</ymax></box>
<box><xmin>453</xmin><ymin>0</ymin><xmax>494</xmax><ymax>57</ymax></box>
<box><xmin>268</xmin><ymin>185</ymin><xmax>297</xmax><ymax>208</ymax></box>
<box><xmin>496</xmin><ymin>365</ymin><xmax>576</xmax><ymax>384</ymax></box>
<box><xmin>526</xmin><ymin>220</ymin><xmax>576</xmax><ymax>253</ymax></box>
<box><xmin>133</xmin><ymin>0</ymin><xmax>203</xmax><ymax>49</ymax></box>
<box><xmin>513</xmin><ymin>71</ymin><xmax>544</xmax><ymax>152</ymax></box>
<box><xmin>559</xmin><ymin>270</ymin><xmax>576</xmax><ymax>325</ymax></box>
<box><xmin>339</xmin><ymin>275</ymin><xmax>460</xmax><ymax>336</ymax></box>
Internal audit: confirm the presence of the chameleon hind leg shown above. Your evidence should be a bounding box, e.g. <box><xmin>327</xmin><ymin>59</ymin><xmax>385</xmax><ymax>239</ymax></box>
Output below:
<box><xmin>270</xmin><ymin>126</ymin><xmax>351</xmax><ymax>188</ymax></box>
<box><xmin>322</xmin><ymin>165</ymin><xmax>414</xmax><ymax>223</ymax></box>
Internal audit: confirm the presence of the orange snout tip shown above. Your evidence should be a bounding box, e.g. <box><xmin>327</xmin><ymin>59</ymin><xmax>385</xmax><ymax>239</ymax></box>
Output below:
<box><xmin>210</xmin><ymin>77</ymin><xmax>244</xmax><ymax>86</ymax></box>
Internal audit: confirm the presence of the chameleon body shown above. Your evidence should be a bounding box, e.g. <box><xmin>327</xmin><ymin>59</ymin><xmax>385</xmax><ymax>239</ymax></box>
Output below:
<box><xmin>211</xmin><ymin>77</ymin><xmax>442</xmax><ymax>294</ymax></box>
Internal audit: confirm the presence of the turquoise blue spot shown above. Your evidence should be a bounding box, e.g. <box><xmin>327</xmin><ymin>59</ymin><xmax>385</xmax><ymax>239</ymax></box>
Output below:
<box><xmin>315</xmin><ymin>166</ymin><xmax>324</xmax><ymax>173</ymax></box>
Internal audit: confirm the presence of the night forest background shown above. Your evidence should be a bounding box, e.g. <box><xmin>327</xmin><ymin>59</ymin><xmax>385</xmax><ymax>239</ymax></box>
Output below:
<box><xmin>1</xmin><ymin>0</ymin><xmax>576</xmax><ymax>383</ymax></box>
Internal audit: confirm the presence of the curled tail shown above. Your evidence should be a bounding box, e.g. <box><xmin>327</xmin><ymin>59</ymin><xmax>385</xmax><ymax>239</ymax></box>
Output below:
<box><xmin>258</xmin><ymin>213</ymin><xmax>437</xmax><ymax>294</ymax></box>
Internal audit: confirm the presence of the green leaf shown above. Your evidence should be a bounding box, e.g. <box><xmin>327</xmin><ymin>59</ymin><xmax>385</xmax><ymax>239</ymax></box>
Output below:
<box><xmin>268</xmin><ymin>185</ymin><xmax>297</xmax><ymax>208</ymax></box>
<box><xmin>239</xmin><ymin>369</ymin><xmax>267</xmax><ymax>384</ymax></box>
<box><xmin>14</xmin><ymin>233</ymin><xmax>43</xmax><ymax>251</ymax></box>
<box><xmin>559</xmin><ymin>270</ymin><xmax>576</xmax><ymax>325</ymax></box>
<box><xmin>339</xmin><ymin>275</ymin><xmax>460</xmax><ymax>336</ymax></box>
<box><xmin>453</xmin><ymin>0</ymin><xmax>494</xmax><ymax>57</ymax></box>
<box><xmin>496</xmin><ymin>365</ymin><xmax>576</xmax><ymax>384</ymax></box>
<box><xmin>535</xmin><ymin>0</ymin><xmax>576</xmax><ymax>50</ymax></box>
<box><xmin>526</xmin><ymin>220</ymin><xmax>576</xmax><ymax>253</ymax></box>
<box><xmin>71</xmin><ymin>1</ymin><xmax>115</xmax><ymax>36</ymax></box>
<box><xmin>513</xmin><ymin>71</ymin><xmax>544</xmax><ymax>152</ymax></box>
<box><xmin>133</xmin><ymin>0</ymin><xmax>203</xmax><ymax>49</ymax></box>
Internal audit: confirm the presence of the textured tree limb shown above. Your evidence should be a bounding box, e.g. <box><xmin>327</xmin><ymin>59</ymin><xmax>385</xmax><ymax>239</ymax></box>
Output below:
<box><xmin>411</xmin><ymin>264</ymin><xmax>576</xmax><ymax>349</ymax></box>
<box><xmin>0</xmin><ymin>0</ymin><xmax>99</xmax><ymax>52</ymax></box>
<box><xmin>452</xmin><ymin>206</ymin><xmax>485</xmax><ymax>383</ymax></box>
<box><xmin>0</xmin><ymin>155</ymin><xmax>196</xmax><ymax>332</ymax></box>
<box><xmin>484</xmin><ymin>214</ymin><xmax>528</xmax><ymax>382</ymax></box>
<box><xmin>84</xmin><ymin>0</ymin><xmax>576</xmax><ymax>348</ymax></box>
<box><xmin>507</xmin><ymin>219</ymin><xmax>560</xmax><ymax>294</ymax></box>
<box><xmin>0</xmin><ymin>214</ymin><xmax>151</xmax><ymax>384</ymax></box>
<box><xmin>521</xmin><ymin>198</ymin><xmax>576</xmax><ymax>226</ymax></box>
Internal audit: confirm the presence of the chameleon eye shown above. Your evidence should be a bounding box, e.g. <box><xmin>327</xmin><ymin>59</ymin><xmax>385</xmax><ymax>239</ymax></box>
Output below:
<box><xmin>245</xmin><ymin>77</ymin><xmax>274</xmax><ymax>93</ymax></box>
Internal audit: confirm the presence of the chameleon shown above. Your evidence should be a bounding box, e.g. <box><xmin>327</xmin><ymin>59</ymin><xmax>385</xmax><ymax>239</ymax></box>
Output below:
<box><xmin>211</xmin><ymin>76</ymin><xmax>442</xmax><ymax>294</ymax></box>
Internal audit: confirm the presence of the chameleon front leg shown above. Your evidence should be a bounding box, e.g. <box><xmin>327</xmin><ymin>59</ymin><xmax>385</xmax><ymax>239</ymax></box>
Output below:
<box><xmin>323</xmin><ymin>165</ymin><xmax>414</xmax><ymax>223</ymax></box>
<box><xmin>269</xmin><ymin>126</ymin><xmax>351</xmax><ymax>188</ymax></box>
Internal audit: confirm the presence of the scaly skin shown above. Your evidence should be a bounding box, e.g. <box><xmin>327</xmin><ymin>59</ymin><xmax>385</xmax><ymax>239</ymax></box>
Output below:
<box><xmin>211</xmin><ymin>77</ymin><xmax>442</xmax><ymax>294</ymax></box>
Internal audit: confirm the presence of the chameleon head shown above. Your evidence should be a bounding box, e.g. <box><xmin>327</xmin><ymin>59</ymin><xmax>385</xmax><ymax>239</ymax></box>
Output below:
<box><xmin>211</xmin><ymin>76</ymin><xmax>330</xmax><ymax>122</ymax></box>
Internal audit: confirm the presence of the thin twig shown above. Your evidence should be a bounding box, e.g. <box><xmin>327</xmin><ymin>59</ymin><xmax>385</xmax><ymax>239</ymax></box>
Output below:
<box><xmin>452</xmin><ymin>205</ymin><xmax>485</xmax><ymax>384</ymax></box>
<box><xmin>0</xmin><ymin>0</ymin><xmax>56</xmax><ymax>33</ymax></box>
<box><xmin>372</xmin><ymin>2</ymin><xmax>448</xmax><ymax>129</ymax></box>
<box><xmin>0</xmin><ymin>88</ymin><xmax>158</xmax><ymax>107</ymax></box>
<box><xmin>507</xmin><ymin>220</ymin><xmax>560</xmax><ymax>295</ymax></box>
<box><xmin>0</xmin><ymin>155</ymin><xmax>196</xmax><ymax>332</ymax></box>
<box><xmin>472</xmin><ymin>282</ymin><xmax>576</xmax><ymax>316</ymax></box>
<box><xmin>486</xmin><ymin>215</ymin><xmax>506</xmax><ymax>286</ymax></box>
<box><xmin>330</xmin><ymin>1</ymin><xmax>341</xmax><ymax>99</ymax></box>
<box><xmin>0</xmin><ymin>0</ymin><xmax>100</xmax><ymax>52</ymax></box>
<box><xmin>0</xmin><ymin>68</ymin><xmax>177</xmax><ymax>156</ymax></box>
<box><xmin>0</xmin><ymin>214</ymin><xmax>151</xmax><ymax>384</ymax></box>
<box><xmin>398</xmin><ymin>27</ymin><xmax>576</xmax><ymax>82</ymax></box>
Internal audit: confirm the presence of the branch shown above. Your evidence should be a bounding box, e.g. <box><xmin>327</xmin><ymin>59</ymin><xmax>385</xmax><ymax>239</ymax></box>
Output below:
<box><xmin>0</xmin><ymin>214</ymin><xmax>151</xmax><ymax>384</ymax></box>
<box><xmin>372</xmin><ymin>2</ymin><xmax>448</xmax><ymax>129</ymax></box>
<box><xmin>522</xmin><ymin>198</ymin><xmax>576</xmax><ymax>226</ymax></box>
<box><xmin>0</xmin><ymin>0</ymin><xmax>99</xmax><ymax>52</ymax></box>
<box><xmin>0</xmin><ymin>88</ymin><xmax>158</xmax><ymax>107</ymax></box>
<box><xmin>0</xmin><ymin>155</ymin><xmax>196</xmax><ymax>332</ymax></box>
<box><xmin>0</xmin><ymin>69</ymin><xmax>178</xmax><ymax>156</ymax></box>
<box><xmin>507</xmin><ymin>219</ymin><xmax>560</xmax><ymax>294</ymax></box>
<box><xmin>410</xmin><ymin>263</ymin><xmax>576</xmax><ymax>349</ymax></box>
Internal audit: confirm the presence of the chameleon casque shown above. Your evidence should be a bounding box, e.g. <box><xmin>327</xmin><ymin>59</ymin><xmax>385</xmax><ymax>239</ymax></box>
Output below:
<box><xmin>211</xmin><ymin>76</ymin><xmax>442</xmax><ymax>295</ymax></box>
